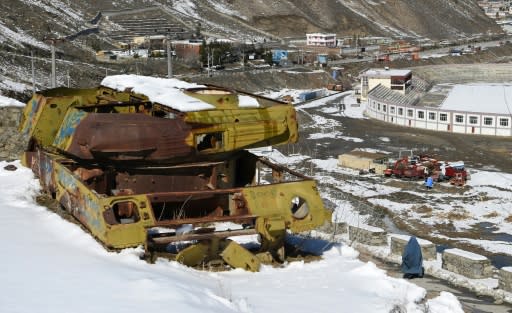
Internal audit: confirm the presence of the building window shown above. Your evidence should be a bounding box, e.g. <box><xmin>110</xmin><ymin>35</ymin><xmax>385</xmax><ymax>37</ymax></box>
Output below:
<box><xmin>377</xmin><ymin>103</ymin><xmax>380</xmax><ymax>110</ymax></box>
<box><xmin>390</xmin><ymin>106</ymin><xmax>395</xmax><ymax>114</ymax></box>
<box><xmin>484</xmin><ymin>117</ymin><xmax>493</xmax><ymax>126</ymax></box>
<box><xmin>440</xmin><ymin>113</ymin><xmax>447</xmax><ymax>121</ymax></box>
<box><xmin>417</xmin><ymin>111</ymin><xmax>424</xmax><ymax>119</ymax></box>
<box><xmin>407</xmin><ymin>109</ymin><xmax>413</xmax><ymax>117</ymax></box>
<box><xmin>398</xmin><ymin>108</ymin><xmax>403</xmax><ymax>115</ymax></box>
<box><xmin>428</xmin><ymin>112</ymin><xmax>436</xmax><ymax>120</ymax></box>
<box><xmin>455</xmin><ymin>115</ymin><xmax>464</xmax><ymax>123</ymax></box>
<box><xmin>383</xmin><ymin>105</ymin><xmax>387</xmax><ymax>112</ymax></box>
<box><xmin>469</xmin><ymin>116</ymin><xmax>478</xmax><ymax>124</ymax></box>
<box><xmin>500</xmin><ymin>118</ymin><xmax>509</xmax><ymax>127</ymax></box>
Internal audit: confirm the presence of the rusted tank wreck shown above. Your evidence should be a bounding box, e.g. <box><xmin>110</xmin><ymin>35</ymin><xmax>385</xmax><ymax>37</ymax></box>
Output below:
<box><xmin>19</xmin><ymin>75</ymin><xmax>331</xmax><ymax>271</ymax></box>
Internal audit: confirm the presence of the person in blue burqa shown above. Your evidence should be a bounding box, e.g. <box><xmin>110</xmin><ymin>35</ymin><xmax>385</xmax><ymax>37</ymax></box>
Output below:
<box><xmin>401</xmin><ymin>236</ymin><xmax>424</xmax><ymax>279</ymax></box>
<box><xmin>425</xmin><ymin>175</ymin><xmax>434</xmax><ymax>189</ymax></box>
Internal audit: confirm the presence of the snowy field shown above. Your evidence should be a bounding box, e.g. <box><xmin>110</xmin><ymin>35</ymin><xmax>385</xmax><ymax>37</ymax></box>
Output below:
<box><xmin>5</xmin><ymin>77</ymin><xmax>512</xmax><ymax>311</ymax></box>
<box><xmin>0</xmin><ymin>161</ymin><xmax>462</xmax><ymax>313</ymax></box>
<box><xmin>267</xmin><ymin>91</ymin><xmax>512</xmax><ymax>257</ymax></box>
<box><xmin>0</xmin><ymin>79</ymin><xmax>470</xmax><ymax>312</ymax></box>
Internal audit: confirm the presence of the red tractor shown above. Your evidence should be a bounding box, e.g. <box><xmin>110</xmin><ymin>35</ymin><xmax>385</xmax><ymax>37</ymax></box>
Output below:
<box><xmin>439</xmin><ymin>161</ymin><xmax>468</xmax><ymax>183</ymax></box>
<box><xmin>384</xmin><ymin>156</ymin><xmax>427</xmax><ymax>179</ymax></box>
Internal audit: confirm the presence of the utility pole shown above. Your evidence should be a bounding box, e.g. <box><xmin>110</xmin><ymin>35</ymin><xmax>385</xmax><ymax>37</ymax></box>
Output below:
<box><xmin>166</xmin><ymin>35</ymin><xmax>173</xmax><ymax>78</ymax></box>
<box><xmin>207</xmin><ymin>49</ymin><xmax>211</xmax><ymax>77</ymax></box>
<box><xmin>31</xmin><ymin>50</ymin><xmax>36</xmax><ymax>93</ymax></box>
<box><xmin>45</xmin><ymin>37</ymin><xmax>64</xmax><ymax>88</ymax></box>
<box><xmin>50</xmin><ymin>40</ymin><xmax>56</xmax><ymax>88</ymax></box>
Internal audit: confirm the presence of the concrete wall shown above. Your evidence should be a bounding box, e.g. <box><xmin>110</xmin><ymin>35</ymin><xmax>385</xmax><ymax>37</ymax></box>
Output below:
<box><xmin>0</xmin><ymin>107</ymin><xmax>26</xmax><ymax>161</ymax></box>
<box><xmin>366</xmin><ymin>96</ymin><xmax>512</xmax><ymax>137</ymax></box>
<box><xmin>337</xmin><ymin>154</ymin><xmax>387</xmax><ymax>174</ymax></box>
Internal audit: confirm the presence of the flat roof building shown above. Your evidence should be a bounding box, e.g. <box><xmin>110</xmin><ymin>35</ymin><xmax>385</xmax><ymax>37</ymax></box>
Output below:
<box><xmin>360</xmin><ymin>68</ymin><xmax>412</xmax><ymax>101</ymax></box>
<box><xmin>440</xmin><ymin>84</ymin><xmax>512</xmax><ymax>115</ymax></box>
<box><xmin>306</xmin><ymin>33</ymin><xmax>337</xmax><ymax>48</ymax></box>
<box><xmin>366</xmin><ymin>82</ymin><xmax>512</xmax><ymax>136</ymax></box>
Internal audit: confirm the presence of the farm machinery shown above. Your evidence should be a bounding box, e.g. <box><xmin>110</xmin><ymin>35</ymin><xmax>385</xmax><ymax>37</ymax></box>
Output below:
<box><xmin>384</xmin><ymin>151</ymin><xmax>468</xmax><ymax>185</ymax></box>
<box><xmin>19</xmin><ymin>75</ymin><xmax>331</xmax><ymax>271</ymax></box>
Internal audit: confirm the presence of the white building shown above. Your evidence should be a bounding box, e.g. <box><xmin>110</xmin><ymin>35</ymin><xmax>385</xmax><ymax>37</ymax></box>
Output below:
<box><xmin>366</xmin><ymin>83</ymin><xmax>512</xmax><ymax>136</ymax></box>
<box><xmin>306</xmin><ymin>33</ymin><xmax>337</xmax><ymax>47</ymax></box>
<box><xmin>360</xmin><ymin>68</ymin><xmax>412</xmax><ymax>101</ymax></box>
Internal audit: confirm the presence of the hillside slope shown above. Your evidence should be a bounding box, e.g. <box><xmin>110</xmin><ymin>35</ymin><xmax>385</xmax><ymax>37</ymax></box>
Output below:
<box><xmin>223</xmin><ymin>0</ymin><xmax>499</xmax><ymax>40</ymax></box>
<box><xmin>0</xmin><ymin>0</ymin><xmax>504</xmax><ymax>97</ymax></box>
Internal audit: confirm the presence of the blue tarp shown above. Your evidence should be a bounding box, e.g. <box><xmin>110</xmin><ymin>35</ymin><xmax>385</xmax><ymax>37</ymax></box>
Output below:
<box><xmin>401</xmin><ymin>236</ymin><xmax>423</xmax><ymax>276</ymax></box>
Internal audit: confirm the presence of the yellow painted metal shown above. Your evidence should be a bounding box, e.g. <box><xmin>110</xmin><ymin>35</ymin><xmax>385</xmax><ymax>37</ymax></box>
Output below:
<box><xmin>51</xmin><ymin>156</ymin><xmax>155</xmax><ymax>249</ymax></box>
<box><xmin>183</xmin><ymin>104</ymin><xmax>298</xmax><ymax>151</ymax></box>
<box><xmin>243</xmin><ymin>180</ymin><xmax>330</xmax><ymax>234</ymax></box>
<box><xmin>22</xmin><ymin>86</ymin><xmax>297</xmax><ymax>158</ymax></box>
<box><xmin>255</xmin><ymin>218</ymin><xmax>286</xmax><ymax>263</ymax></box>
<box><xmin>52</xmin><ymin>108</ymin><xmax>88</xmax><ymax>151</ymax></box>
<box><xmin>220</xmin><ymin>240</ymin><xmax>261</xmax><ymax>272</ymax></box>
<box><xmin>176</xmin><ymin>242</ymin><xmax>210</xmax><ymax>266</ymax></box>
<box><xmin>19</xmin><ymin>83</ymin><xmax>331</xmax><ymax>270</ymax></box>
<box><xmin>184</xmin><ymin>88</ymin><xmax>239</xmax><ymax>109</ymax></box>
<box><xmin>19</xmin><ymin>88</ymin><xmax>98</xmax><ymax>148</ymax></box>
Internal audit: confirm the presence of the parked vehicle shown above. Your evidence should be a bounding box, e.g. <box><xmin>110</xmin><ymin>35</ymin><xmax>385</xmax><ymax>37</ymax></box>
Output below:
<box><xmin>384</xmin><ymin>151</ymin><xmax>468</xmax><ymax>184</ymax></box>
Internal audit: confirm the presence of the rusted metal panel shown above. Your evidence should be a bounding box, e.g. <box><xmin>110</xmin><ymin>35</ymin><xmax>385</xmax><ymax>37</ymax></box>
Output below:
<box><xmin>20</xmin><ymin>81</ymin><xmax>332</xmax><ymax>270</ymax></box>
<box><xmin>64</xmin><ymin>112</ymin><xmax>195</xmax><ymax>161</ymax></box>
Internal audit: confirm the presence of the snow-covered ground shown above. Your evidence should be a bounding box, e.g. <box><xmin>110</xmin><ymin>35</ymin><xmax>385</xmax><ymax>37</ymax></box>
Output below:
<box><xmin>0</xmin><ymin>161</ymin><xmax>461</xmax><ymax>313</ymax></box>
<box><xmin>263</xmin><ymin>90</ymin><xmax>512</xmax><ymax>259</ymax></box>
<box><xmin>5</xmin><ymin>77</ymin><xmax>512</xmax><ymax>312</ymax></box>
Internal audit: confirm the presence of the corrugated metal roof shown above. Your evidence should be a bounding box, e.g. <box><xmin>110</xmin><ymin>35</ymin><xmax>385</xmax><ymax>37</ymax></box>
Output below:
<box><xmin>441</xmin><ymin>84</ymin><xmax>512</xmax><ymax>115</ymax></box>
<box><xmin>364</xmin><ymin>68</ymin><xmax>411</xmax><ymax>78</ymax></box>
<box><xmin>368</xmin><ymin>84</ymin><xmax>418</xmax><ymax>106</ymax></box>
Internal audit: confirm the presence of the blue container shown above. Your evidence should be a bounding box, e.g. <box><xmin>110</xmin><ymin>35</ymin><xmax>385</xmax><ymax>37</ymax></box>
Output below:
<box><xmin>317</xmin><ymin>54</ymin><xmax>328</xmax><ymax>64</ymax></box>
<box><xmin>299</xmin><ymin>91</ymin><xmax>316</xmax><ymax>102</ymax></box>
<box><xmin>272</xmin><ymin>50</ymin><xmax>288</xmax><ymax>63</ymax></box>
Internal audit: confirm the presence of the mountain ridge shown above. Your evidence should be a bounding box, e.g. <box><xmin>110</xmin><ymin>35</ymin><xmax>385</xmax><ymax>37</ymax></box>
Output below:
<box><xmin>0</xmin><ymin>0</ymin><xmax>505</xmax><ymax>97</ymax></box>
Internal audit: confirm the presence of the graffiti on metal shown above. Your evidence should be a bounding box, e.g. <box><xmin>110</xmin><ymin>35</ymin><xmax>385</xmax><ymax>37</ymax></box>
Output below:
<box><xmin>53</xmin><ymin>109</ymin><xmax>87</xmax><ymax>149</ymax></box>
<box><xmin>20</xmin><ymin>81</ymin><xmax>332</xmax><ymax>271</ymax></box>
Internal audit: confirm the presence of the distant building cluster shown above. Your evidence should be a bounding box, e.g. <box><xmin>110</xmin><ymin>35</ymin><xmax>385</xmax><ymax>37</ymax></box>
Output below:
<box><xmin>306</xmin><ymin>33</ymin><xmax>337</xmax><ymax>47</ymax></box>
<box><xmin>362</xmin><ymin>68</ymin><xmax>512</xmax><ymax>137</ymax></box>
<box><xmin>478</xmin><ymin>0</ymin><xmax>512</xmax><ymax>19</ymax></box>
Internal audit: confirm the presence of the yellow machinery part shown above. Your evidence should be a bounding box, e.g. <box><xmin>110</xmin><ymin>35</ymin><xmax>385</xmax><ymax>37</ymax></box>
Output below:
<box><xmin>176</xmin><ymin>242</ymin><xmax>210</xmax><ymax>267</ymax></box>
<box><xmin>220</xmin><ymin>240</ymin><xmax>261</xmax><ymax>272</ymax></box>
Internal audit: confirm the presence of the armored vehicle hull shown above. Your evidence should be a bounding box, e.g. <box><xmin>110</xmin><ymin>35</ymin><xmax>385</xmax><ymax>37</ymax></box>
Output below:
<box><xmin>20</xmin><ymin>75</ymin><xmax>331</xmax><ymax>271</ymax></box>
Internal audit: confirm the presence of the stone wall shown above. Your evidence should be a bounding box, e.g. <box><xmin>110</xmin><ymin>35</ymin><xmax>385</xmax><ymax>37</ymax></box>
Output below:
<box><xmin>390</xmin><ymin>235</ymin><xmax>437</xmax><ymax>261</ymax></box>
<box><xmin>442</xmin><ymin>248</ymin><xmax>494</xmax><ymax>279</ymax></box>
<box><xmin>348</xmin><ymin>224</ymin><xmax>387</xmax><ymax>246</ymax></box>
<box><xmin>499</xmin><ymin>267</ymin><xmax>512</xmax><ymax>293</ymax></box>
<box><xmin>0</xmin><ymin>107</ymin><xmax>27</xmax><ymax>161</ymax></box>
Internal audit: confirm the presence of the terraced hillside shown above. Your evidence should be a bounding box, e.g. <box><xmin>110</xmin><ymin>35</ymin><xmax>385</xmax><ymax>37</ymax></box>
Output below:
<box><xmin>0</xmin><ymin>0</ymin><xmax>504</xmax><ymax>98</ymax></box>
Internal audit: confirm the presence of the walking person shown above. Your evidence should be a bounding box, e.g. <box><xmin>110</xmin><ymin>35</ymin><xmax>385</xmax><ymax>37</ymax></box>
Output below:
<box><xmin>425</xmin><ymin>175</ymin><xmax>434</xmax><ymax>190</ymax></box>
<box><xmin>401</xmin><ymin>236</ymin><xmax>424</xmax><ymax>279</ymax></box>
